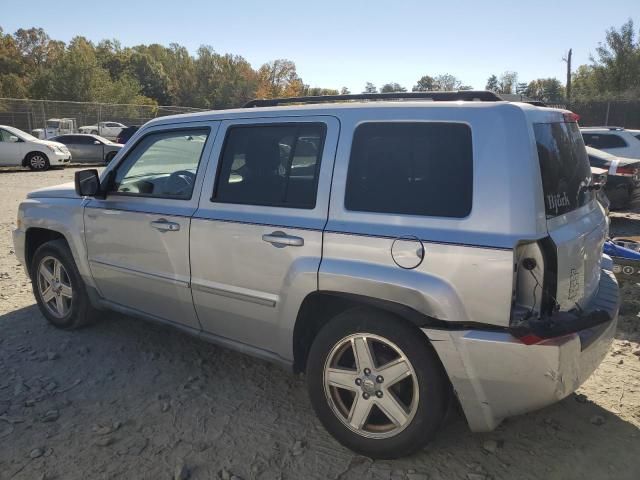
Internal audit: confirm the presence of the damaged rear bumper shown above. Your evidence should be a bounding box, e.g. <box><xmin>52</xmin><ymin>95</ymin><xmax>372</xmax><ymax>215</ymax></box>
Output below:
<box><xmin>423</xmin><ymin>269</ymin><xmax>619</xmax><ymax>432</ymax></box>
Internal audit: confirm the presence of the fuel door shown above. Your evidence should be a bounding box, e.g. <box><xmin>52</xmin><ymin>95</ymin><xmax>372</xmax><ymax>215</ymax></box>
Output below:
<box><xmin>391</xmin><ymin>236</ymin><xmax>425</xmax><ymax>269</ymax></box>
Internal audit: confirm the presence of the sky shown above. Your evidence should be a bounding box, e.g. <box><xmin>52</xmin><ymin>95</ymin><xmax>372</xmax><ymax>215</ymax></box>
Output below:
<box><xmin>2</xmin><ymin>0</ymin><xmax>637</xmax><ymax>95</ymax></box>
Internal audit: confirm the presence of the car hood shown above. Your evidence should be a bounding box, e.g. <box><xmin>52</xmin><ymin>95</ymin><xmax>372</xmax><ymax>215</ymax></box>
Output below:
<box><xmin>34</xmin><ymin>139</ymin><xmax>67</xmax><ymax>149</ymax></box>
<box><xmin>27</xmin><ymin>182</ymin><xmax>78</xmax><ymax>199</ymax></box>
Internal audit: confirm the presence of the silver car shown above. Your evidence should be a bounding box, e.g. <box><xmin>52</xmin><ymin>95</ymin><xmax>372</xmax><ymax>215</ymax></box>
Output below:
<box><xmin>13</xmin><ymin>91</ymin><xmax>619</xmax><ymax>459</ymax></box>
<box><xmin>50</xmin><ymin>134</ymin><xmax>122</xmax><ymax>164</ymax></box>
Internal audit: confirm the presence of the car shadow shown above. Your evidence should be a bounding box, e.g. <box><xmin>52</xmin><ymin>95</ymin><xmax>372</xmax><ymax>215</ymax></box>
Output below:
<box><xmin>1</xmin><ymin>304</ymin><xmax>639</xmax><ymax>480</ymax></box>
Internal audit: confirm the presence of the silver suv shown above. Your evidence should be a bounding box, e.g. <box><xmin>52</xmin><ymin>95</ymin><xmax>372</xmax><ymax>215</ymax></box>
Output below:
<box><xmin>13</xmin><ymin>91</ymin><xmax>620</xmax><ymax>458</ymax></box>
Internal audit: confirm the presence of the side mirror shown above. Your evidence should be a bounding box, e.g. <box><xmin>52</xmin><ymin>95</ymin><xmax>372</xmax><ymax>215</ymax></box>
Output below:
<box><xmin>75</xmin><ymin>169</ymin><xmax>101</xmax><ymax>197</ymax></box>
<box><xmin>9</xmin><ymin>135</ymin><xmax>19</xmax><ymax>143</ymax></box>
<box><xmin>93</xmin><ymin>140</ymin><xmax>101</xmax><ymax>145</ymax></box>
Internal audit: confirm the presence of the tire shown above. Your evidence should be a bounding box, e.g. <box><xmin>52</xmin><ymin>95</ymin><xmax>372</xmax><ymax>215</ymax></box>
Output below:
<box><xmin>27</xmin><ymin>152</ymin><xmax>50</xmax><ymax>171</ymax></box>
<box><xmin>31</xmin><ymin>239</ymin><xmax>99</xmax><ymax>329</ymax></box>
<box><xmin>306</xmin><ymin>308</ymin><xmax>451</xmax><ymax>459</ymax></box>
<box><xmin>91</xmin><ymin>130</ymin><xmax>98</xmax><ymax>135</ymax></box>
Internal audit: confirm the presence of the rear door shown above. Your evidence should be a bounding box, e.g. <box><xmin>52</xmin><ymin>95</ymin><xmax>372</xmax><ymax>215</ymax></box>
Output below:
<box><xmin>190</xmin><ymin>116</ymin><xmax>339</xmax><ymax>358</ymax></box>
<box><xmin>535</xmin><ymin>120</ymin><xmax>607</xmax><ymax>309</ymax></box>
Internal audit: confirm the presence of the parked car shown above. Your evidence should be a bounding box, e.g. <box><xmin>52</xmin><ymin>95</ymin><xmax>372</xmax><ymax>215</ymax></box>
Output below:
<box><xmin>79</xmin><ymin>121</ymin><xmax>126</xmax><ymax>140</ymax></box>
<box><xmin>116</xmin><ymin>125</ymin><xmax>140</xmax><ymax>145</ymax></box>
<box><xmin>44</xmin><ymin>118</ymin><xmax>77</xmax><ymax>139</ymax></box>
<box><xmin>626</xmin><ymin>129</ymin><xmax>640</xmax><ymax>141</ymax></box>
<box><xmin>586</xmin><ymin>146</ymin><xmax>640</xmax><ymax>209</ymax></box>
<box><xmin>0</xmin><ymin>124</ymin><xmax>71</xmax><ymax>170</ymax></box>
<box><xmin>50</xmin><ymin>134</ymin><xmax>122</xmax><ymax>164</ymax></box>
<box><xmin>13</xmin><ymin>91</ymin><xmax>619</xmax><ymax>459</ymax></box>
<box><xmin>590</xmin><ymin>165</ymin><xmax>610</xmax><ymax>213</ymax></box>
<box><xmin>581</xmin><ymin>126</ymin><xmax>640</xmax><ymax>159</ymax></box>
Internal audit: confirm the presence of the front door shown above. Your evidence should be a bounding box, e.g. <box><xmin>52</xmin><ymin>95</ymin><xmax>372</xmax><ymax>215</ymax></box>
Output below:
<box><xmin>84</xmin><ymin>122</ymin><xmax>219</xmax><ymax>330</ymax></box>
<box><xmin>190</xmin><ymin>116</ymin><xmax>339</xmax><ymax>358</ymax></box>
<box><xmin>0</xmin><ymin>128</ymin><xmax>25</xmax><ymax>166</ymax></box>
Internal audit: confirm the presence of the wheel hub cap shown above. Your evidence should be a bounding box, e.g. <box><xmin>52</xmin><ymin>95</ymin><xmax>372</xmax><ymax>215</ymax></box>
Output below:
<box><xmin>37</xmin><ymin>256</ymin><xmax>73</xmax><ymax>318</ymax></box>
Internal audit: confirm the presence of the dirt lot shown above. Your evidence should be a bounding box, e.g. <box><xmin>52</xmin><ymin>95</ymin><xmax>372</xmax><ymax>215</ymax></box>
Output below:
<box><xmin>1</xmin><ymin>167</ymin><xmax>639</xmax><ymax>480</ymax></box>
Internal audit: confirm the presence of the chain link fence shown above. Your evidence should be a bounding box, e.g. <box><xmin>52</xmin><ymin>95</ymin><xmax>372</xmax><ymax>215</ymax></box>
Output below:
<box><xmin>568</xmin><ymin>100</ymin><xmax>640</xmax><ymax>129</ymax></box>
<box><xmin>0</xmin><ymin>98</ymin><xmax>206</xmax><ymax>135</ymax></box>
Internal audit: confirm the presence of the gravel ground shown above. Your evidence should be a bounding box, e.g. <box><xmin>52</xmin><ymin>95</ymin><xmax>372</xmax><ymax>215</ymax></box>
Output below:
<box><xmin>1</xmin><ymin>167</ymin><xmax>639</xmax><ymax>480</ymax></box>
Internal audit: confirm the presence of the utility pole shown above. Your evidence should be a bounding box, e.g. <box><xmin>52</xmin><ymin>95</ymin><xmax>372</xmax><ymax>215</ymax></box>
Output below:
<box><xmin>563</xmin><ymin>48</ymin><xmax>572</xmax><ymax>105</ymax></box>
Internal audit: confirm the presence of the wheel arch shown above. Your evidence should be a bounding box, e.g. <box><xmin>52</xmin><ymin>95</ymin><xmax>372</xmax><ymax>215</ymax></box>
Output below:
<box><xmin>25</xmin><ymin>227</ymin><xmax>69</xmax><ymax>276</ymax></box>
<box><xmin>22</xmin><ymin>150</ymin><xmax>49</xmax><ymax>167</ymax></box>
<box><xmin>292</xmin><ymin>291</ymin><xmax>444</xmax><ymax>373</ymax></box>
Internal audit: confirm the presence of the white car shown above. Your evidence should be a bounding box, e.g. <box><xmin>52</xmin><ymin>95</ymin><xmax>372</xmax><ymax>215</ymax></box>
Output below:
<box><xmin>79</xmin><ymin>121</ymin><xmax>126</xmax><ymax>140</ymax></box>
<box><xmin>0</xmin><ymin>125</ymin><xmax>71</xmax><ymax>170</ymax></box>
<box><xmin>581</xmin><ymin>127</ymin><xmax>640</xmax><ymax>159</ymax></box>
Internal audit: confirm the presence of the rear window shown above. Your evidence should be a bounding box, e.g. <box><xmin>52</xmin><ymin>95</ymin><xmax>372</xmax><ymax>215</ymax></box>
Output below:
<box><xmin>345</xmin><ymin>122</ymin><xmax>473</xmax><ymax>218</ymax></box>
<box><xmin>582</xmin><ymin>133</ymin><xmax>627</xmax><ymax>149</ymax></box>
<box><xmin>535</xmin><ymin>122</ymin><xmax>593</xmax><ymax>217</ymax></box>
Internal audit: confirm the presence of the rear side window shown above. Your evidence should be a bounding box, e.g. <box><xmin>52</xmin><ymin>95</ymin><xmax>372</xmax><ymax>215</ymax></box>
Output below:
<box><xmin>582</xmin><ymin>133</ymin><xmax>627</xmax><ymax>149</ymax></box>
<box><xmin>214</xmin><ymin>123</ymin><xmax>326</xmax><ymax>209</ymax></box>
<box><xmin>535</xmin><ymin>122</ymin><xmax>592</xmax><ymax>217</ymax></box>
<box><xmin>345</xmin><ymin>122</ymin><xmax>473</xmax><ymax>218</ymax></box>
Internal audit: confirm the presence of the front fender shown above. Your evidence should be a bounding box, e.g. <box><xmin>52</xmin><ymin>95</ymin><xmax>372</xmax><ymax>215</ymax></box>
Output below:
<box><xmin>18</xmin><ymin>198</ymin><xmax>93</xmax><ymax>288</ymax></box>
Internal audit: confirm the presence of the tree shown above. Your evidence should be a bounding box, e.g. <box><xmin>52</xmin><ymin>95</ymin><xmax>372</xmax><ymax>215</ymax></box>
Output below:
<box><xmin>516</xmin><ymin>82</ymin><xmax>528</xmax><ymax>95</ymax></box>
<box><xmin>412</xmin><ymin>75</ymin><xmax>436</xmax><ymax>91</ymax></box>
<box><xmin>433</xmin><ymin>74</ymin><xmax>462</xmax><ymax>91</ymax></box>
<box><xmin>255</xmin><ymin>59</ymin><xmax>303</xmax><ymax>98</ymax></box>
<box><xmin>380</xmin><ymin>82</ymin><xmax>407</xmax><ymax>93</ymax></box>
<box><xmin>340</xmin><ymin>86</ymin><xmax>350</xmax><ymax>95</ymax></box>
<box><xmin>592</xmin><ymin>19</ymin><xmax>640</xmax><ymax>94</ymax></box>
<box><xmin>485</xmin><ymin>74</ymin><xmax>499</xmax><ymax>92</ymax></box>
<box><xmin>363</xmin><ymin>82</ymin><xmax>377</xmax><ymax>93</ymax></box>
<box><xmin>525</xmin><ymin>78</ymin><xmax>565</xmax><ymax>102</ymax></box>
<box><xmin>498</xmin><ymin>71</ymin><xmax>518</xmax><ymax>94</ymax></box>
<box><xmin>126</xmin><ymin>52</ymin><xmax>170</xmax><ymax>104</ymax></box>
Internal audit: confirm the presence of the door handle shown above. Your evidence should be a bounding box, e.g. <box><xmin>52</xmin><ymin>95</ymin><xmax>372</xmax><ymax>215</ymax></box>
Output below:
<box><xmin>262</xmin><ymin>231</ymin><xmax>304</xmax><ymax>247</ymax></box>
<box><xmin>150</xmin><ymin>219</ymin><xmax>181</xmax><ymax>232</ymax></box>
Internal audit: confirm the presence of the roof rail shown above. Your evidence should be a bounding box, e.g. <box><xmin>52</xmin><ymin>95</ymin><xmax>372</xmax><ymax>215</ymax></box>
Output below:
<box><xmin>242</xmin><ymin>90</ymin><xmax>502</xmax><ymax>108</ymax></box>
<box><xmin>582</xmin><ymin>126</ymin><xmax>624</xmax><ymax>130</ymax></box>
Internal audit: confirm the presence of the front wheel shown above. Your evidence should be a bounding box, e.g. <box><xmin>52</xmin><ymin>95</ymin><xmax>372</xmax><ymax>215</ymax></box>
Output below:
<box><xmin>27</xmin><ymin>152</ymin><xmax>50</xmax><ymax>171</ymax></box>
<box><xmin>306</xmin><ymin>308</ymin><xmax>451</xmax><ymax>459</ymax></box>
<box><xmin>31</xmin><ymin>239</ymin><xmax>99</xmax><ymax>329</ymax></box>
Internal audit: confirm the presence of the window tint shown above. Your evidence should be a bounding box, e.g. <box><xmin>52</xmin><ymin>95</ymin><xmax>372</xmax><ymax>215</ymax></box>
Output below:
<box><xmin>634</xmin><ymin>133</ymin><xmax>640</xmax><ymax>141</ymax></box>
<box><xmin>582</xmin><ymin>133</ymin><xmax>627</xmax><ymax>149</ymax></box>
<box><xmin>535</xmin><ymin>122</ymin><xmax>593</xmax><ymax>217</ymax></box>
<box><xmin>78</xmin><ymin>136</ymin><xmax>98</xmax><ymax>145</ymax></box>
<box><xmin>214</xmin><ymin>123</ymin><xmax>326</xmax><ymax>208</ymax></box>
<box><xmin>345</xmin><ymin>122</ymin><xmax>473</xmax><ymax>218</ymax></box>
<box><xmin>113</xmin><ymin>129</ymin><xmax>209</xmax><ymax>199</ymax></box>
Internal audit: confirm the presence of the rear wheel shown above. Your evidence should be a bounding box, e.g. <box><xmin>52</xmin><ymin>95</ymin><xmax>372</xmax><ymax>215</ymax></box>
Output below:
<box><xmin>27</xmin><ymin>152</ymin><xmax>50</xmax><ymax>171</ymax></box>
<box><xmin>306</xmin><ymin>308</ymin><xmax>450</xmax><ymax>459</ymax></box>
<box><xmin>31</xmin><ymin>239</ymin><xmax>99</xmax><ymax>329</ymax></box>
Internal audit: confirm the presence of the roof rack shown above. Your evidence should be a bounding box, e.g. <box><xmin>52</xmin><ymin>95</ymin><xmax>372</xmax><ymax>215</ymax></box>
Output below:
<box><xmin>242</xmin><ymin>90</ymin><xmax>502</xmax><ymax>108</ymax></box>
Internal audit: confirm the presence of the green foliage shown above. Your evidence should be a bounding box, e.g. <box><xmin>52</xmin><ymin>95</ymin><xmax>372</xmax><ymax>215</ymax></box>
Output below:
<box><xmin>485</xmin><ymin>75</ymin><xmax>499</xmax><ymax>92</ymax></box>
<box><xmin>412</xmin><ymin>75</ymin><xmax>436</xmax><ymax>92</ymax></box>
<box><xmin>380</xmin><ymin>82</ymin><xmax>407</xmax><ymax>93</ymax></box>
<box><xmin>0</xmin><ymin>26</ymin><xmax>336</xmax><ymax>108</ymax></box>
<box><xmin>363</xmin><ymin>82</ymin><xmax>377</xmax><ymax>93</ymax></box>
<box><xmin>525</xmin><ymin>78</ymin><xmax>565</xmax><ymax>103</ymax></box>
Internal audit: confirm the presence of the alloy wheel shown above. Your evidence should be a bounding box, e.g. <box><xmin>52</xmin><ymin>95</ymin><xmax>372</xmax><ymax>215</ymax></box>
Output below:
<box><xmin>323</xmin><ymin>333</ymin><xmax>419</xmax><ymax>439</ymax></box>
<box><xmin>37</xmin><ymin>256</ymin><xmax>73</xmax><ymax>318</ymax></box>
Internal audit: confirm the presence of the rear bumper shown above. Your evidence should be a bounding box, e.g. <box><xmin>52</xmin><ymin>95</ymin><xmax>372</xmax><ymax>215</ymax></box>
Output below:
<box><xmin>424</xmin><ymin>268</ymin><xmax>619</xmax><ymax>432</ymax></box>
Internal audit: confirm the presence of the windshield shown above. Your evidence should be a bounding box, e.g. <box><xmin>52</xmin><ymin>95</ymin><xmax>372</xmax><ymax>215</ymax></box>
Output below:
<box><xmin>47</xmin><ymin>120</ymin><xmax>60</xmax><ymax>128</ymax></box>
<box><xmin>535</xmin><ymin>122</ymin><xmax>593</xmax><ymax>217</ymax></box>
<box><xmin>3</xmin><ymin>125</ymin><xmax>39</xmax><ymax>142</ymax></box>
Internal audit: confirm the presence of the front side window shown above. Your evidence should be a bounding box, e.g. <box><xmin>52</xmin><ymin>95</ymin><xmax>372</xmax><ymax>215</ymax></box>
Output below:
<box><xmin>535</xmin><ymin>122</ymin><xmax>593</xmax><ymax>217</ymax></box>
<box><xmin>345</xmin><ymin>122</ymin><xmax>473</xmax><ymax>218</ymax></box>
<box><xmin>113</xmin><ymin>128</ymin><xmax>209</xmax><ymax>199</ymax></box>
<box><xmin>214</xmin><ymin>123</ymin><xmax>326</xmax><ymax>208</ymax></box>
<box><xmin>0</xmin><ymin>129</ymin><xmax>12</xmax><ymax>142</ymax></box>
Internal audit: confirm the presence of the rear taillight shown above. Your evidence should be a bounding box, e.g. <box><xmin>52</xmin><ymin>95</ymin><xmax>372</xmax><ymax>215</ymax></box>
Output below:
<box><xmin>510</xmin><ymin>238</ymin><xmax>558</xmax><ymax>344</ymax></box>
<box><xmin>615</xmin><ymin>165</ymin><xmax>637</xmax><ymax>176</ymax></box>
<box><xmin>563</xmin><ymin>112</ymin><xmax>580</xmax><ymax>123</ymax></box>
